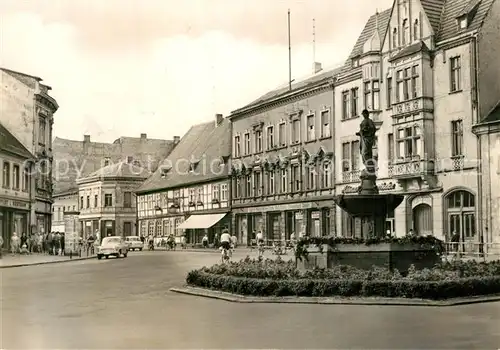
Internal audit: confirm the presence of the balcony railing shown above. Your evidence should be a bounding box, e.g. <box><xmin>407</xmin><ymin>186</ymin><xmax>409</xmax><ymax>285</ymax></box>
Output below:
<box><xmin>392</xmin><ymin>97</ymin><xmax>433</xmax><ymax>116</ymax></box>
<box><xmin>341</xmin><ymin>169</ymin><xmax>361</xmax><ymax>183</ymax></box>
<box><xmin>391</xmin><ymin>158</ymin><xmax>433</xmax><ymax>179</ymax></box>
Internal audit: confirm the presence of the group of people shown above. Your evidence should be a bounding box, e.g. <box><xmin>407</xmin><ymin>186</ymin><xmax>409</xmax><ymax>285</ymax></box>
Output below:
<box><xmin>201</xmin><ymin>231</ymin><xmax>237</xmax><ymax>249</ymax></box>
<box><xmin>0</xmin><ymin>231</ymin><xmax>67</xmax><ymax>256</ymax></box>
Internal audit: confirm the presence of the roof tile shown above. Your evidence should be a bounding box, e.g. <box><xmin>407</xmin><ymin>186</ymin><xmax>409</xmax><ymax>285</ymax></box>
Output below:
<box><xmin>421</xmin><ymin>0</ymin><xmax>446</xmax><ymax>34</ymax></box>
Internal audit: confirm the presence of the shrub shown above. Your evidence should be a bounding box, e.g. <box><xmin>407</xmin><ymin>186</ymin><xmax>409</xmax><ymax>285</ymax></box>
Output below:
<box><xmin>186</xmin><ymin>257</ymin><xmax>500</xmax><ymax>300</ymax></box>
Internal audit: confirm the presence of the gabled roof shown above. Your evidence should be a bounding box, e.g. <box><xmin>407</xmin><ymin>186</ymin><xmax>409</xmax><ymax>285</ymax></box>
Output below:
<box><xmin>233</xmin><ymin>66</ymin><xmax>342</xmax><ymax>115</ymax></box>
<box><xmin>77</xmin><ymin>161</ymin><xmax>150</xmax><ymax>183</ymax></box>
<box><xmin>0</xmin><ymin>122</ymin><xmax>34</xmax><ymax>159</ymax></box>
<box><xmin>421</xmin><ymin>0</ymin><xmax>446</xmax><ymax>35</ymax></box>
<box><xmin>346</xmin><ymin>8</ymin><xmax>392</xmax><ymax>61</ymax></box>
<box><xmin>137</xmin><ymin>118</ymin><xmax>231</xmax><ymax>193</ymax></box>
<box><xmin>0</xmin><ymin>67</ymin><xmax>41</xmax><ymax>89</ymax></box>
<box><xmin>437</xmin><ymin>0</ymin><xmax>496</xmax><ymax>42</ymax></box>
<box><xmin>482</xmin><ymin>100</ymin><xmax>500</xmax><ymax>123</ymax></box>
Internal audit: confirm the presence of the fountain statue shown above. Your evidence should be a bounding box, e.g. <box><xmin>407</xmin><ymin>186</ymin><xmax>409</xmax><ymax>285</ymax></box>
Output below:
<box><xmin>334</xmin><ymin>109</ymin><xmax>404</xmax><ymax>239</ymax></box>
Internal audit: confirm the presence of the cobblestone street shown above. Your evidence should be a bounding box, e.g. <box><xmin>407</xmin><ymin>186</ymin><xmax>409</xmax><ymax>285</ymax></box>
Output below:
<box><xmin>1</xmin><ymin>250</ymin><xmax>499</xmax><ymax>349</ymax></box>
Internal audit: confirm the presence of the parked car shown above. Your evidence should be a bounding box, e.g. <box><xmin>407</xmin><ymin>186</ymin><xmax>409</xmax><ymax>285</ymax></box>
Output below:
<box><xmin>97</xmin><ymin>236</ymin><xmax>128</xmax><ymax>259</ymax></box>
<box><xmin>125</xmin><ymin>236</ymin><xmax>143</xmax><ymax>251</ymax></box>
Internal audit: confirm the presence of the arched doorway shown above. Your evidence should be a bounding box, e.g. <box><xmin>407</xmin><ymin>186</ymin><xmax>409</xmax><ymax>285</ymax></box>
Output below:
<box><xmin>444</xmin><ymin>190</ymin><xmax>476</xmax><ymax>242</ymax></box>
<box><xmin>412</xmin><ymin>204</ymin><xmax>433</xmax><ymax>235</ymax></box>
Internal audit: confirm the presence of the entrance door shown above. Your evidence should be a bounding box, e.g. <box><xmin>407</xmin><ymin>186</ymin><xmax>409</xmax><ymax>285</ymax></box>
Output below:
<box><xmin>123</xmin><ymin>222</ymin><xmax>132</xmax><ymax>236</ymax></box>
<box><xmin>268</xmin><ymin>214</ymin><xmax>280</xmax><ymax>242</ymax></box>
<box><xmin>412</xmin><ymin>204</ymin><xmax>433</xmax><ymax>235</ymax></box>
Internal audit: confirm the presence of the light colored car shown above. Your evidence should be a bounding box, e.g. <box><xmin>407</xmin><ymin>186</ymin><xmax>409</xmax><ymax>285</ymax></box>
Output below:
<box><xmin>97</xmin><ymin>236</ymin><xmax>128</xmax><ymax>259</ymax></box>
<box><xmin>125</xmin><ymin>236</ymin><xmax>143</xmax><ymax>251</ymax></box>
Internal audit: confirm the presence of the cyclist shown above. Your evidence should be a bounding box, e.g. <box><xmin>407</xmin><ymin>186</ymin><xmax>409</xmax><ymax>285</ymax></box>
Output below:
<box><xmin>256</xmin><ymin>230</ymin><xmax>265</xmax><ymax>257</ymax></box>
<box><xmin>220</xmin><ymin>229</ymin><xmax>232</xmax><ymax>261</ymax></box>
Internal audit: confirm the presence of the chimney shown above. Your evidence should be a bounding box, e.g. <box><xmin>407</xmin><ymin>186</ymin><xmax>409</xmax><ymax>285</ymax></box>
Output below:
<box><xmin>215</xmin><ymin>113</ymin><xmax>223</xmax><ymax>126</ymax></box>
<box><xmin>83</xmin><ymin>135</ymin><xmax>90</xmax><ymax>143</ymax></box>
<box><xmin>173</xmin><ymin>136</ymin><xmax>180</xmax><ymax>144</ymax></box>
<box><xmin>140</xmin><ymin>133</ymin><xmax>147</xmax><ymax>139</ymax></box>
<box><xmin>313</xmin><ymin>62</ymin><xmax>322</xmax><ymax>74</ymax></box>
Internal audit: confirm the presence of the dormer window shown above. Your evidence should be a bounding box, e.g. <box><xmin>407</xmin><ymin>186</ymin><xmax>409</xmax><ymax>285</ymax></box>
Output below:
<box><xmin>458</xmin><ymin>17</ymin><xmax>468</xmax><ymax>29</ymax></box>
<box><xmin>160</xmin><ymin>166</ymin><xmax>171</xmax><ymax>178</ymax></box>
<box><xmin>352</xmin><ymin>58</ymin><xmax>359</xmax><ymax>67</ymax></box>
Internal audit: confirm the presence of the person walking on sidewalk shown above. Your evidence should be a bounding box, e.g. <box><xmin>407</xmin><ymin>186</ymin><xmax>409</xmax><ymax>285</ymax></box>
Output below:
<box><xmin>0</xmin><ymin>235</ymin><xmax>4</xmax><ymax>258</ymax></box>
<box><xmin>10</xmin><ymin>232</ymin><xmax>20</xmax><ymax>254</ymax></box>
<box><xmin>202</xmin><ymin>234</ymin><xmax>209</xmax><ymax>248</ymax></box>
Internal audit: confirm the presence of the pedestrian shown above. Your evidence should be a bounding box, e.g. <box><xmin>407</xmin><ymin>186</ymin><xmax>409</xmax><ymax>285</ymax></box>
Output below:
<box><xmin>0</xmin><ymin>235</ymin><xmax>4</xmax><ymax>258</ymax></box>
<box><xmin>60</xmin><ymin>232</ymin><xmax>65</xmax><ymax>256</ymax></box>
<box><xmin>54</xmin><ymin>232</ymin><xmax>61</xmax><ymax>255</ymax></box>
<box><xmin>231</xmin><ymin>233</ymin><xmax>237</xmax><ymax>249</ymax></box>
<box><xmin>10</xmin><ymin>232</ymin><xmax>20</xmax><ymax>254</ymax></box>
<box><xmin>20</xmin><ymin>233</ymin><xmax>28</xmax><ymax>251</ymax></box>
<box><xmin>213</xmin><ymin>233</ymin><xmax>219</xmax><ymax>249</ymax></box>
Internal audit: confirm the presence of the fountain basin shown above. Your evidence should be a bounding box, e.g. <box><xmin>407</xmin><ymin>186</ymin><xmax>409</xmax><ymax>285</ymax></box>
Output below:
<box><xmin>333</xmin><ymin>193</ymin><xmax>405</xmax><ymax>217</ymax></box>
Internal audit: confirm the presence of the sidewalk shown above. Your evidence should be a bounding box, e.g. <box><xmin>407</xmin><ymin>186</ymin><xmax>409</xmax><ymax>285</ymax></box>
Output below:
<box><xmin>0</xmin><ymin>253</ymin><xmax>96</xmax><ymax>269</ymax></box>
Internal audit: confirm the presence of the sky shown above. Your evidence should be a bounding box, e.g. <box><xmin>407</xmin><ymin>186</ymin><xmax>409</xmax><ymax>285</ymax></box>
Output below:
<box><xmin>0</xmin><ymin>0</ymin><xmax>392</xmax><ymax>143</ymax></box>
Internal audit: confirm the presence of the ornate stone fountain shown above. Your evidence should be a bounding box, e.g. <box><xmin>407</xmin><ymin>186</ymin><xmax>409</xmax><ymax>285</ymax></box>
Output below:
<box><xmin>298</xmin><ymin>110</ymin><xmax>441</xmax><ymax>271</ymax></box>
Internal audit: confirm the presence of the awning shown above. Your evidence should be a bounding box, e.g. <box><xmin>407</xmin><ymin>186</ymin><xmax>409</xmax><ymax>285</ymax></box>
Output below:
<box><xmin>178</xmin><ymin>213</ymin><xmax>227</xmax><ymax>229</ymax></box>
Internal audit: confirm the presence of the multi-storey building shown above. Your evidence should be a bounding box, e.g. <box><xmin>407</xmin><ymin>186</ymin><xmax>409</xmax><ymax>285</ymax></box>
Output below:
<box><xmin>0</xmin><ymin>68</ymin><xmax>58</xmax><ymax>236</ymax></box>
<box><xmin>76</xmin><ymin>162</ymin><xmax>149</xmax><ymax>238</ymax></box>
<box><xmin>333</xmin><ymin>0</ymin><xmax>500</xmax><ymax>251</ymax></box>
<box><xmin>229</xmin><ymin>65</ymin><xmax>341</xmax><ymax>245</ymax></box>
<box><xmin>0</xmin><ymin>123</ymin><xmax>35</xmax><ymax>250</ymax></box>
<box><xmin>51</xmin><ymin>188</ymin><xmax>78</xmax><ymax>232</ymax></box>
<box><xmin>136</xmin><ymin>115</ymin><xmax>231</xmax><ymax>244</ymax></box>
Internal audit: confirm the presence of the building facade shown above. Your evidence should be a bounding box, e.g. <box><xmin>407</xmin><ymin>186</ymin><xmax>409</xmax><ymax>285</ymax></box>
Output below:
<box><xmin>229</xmin><ymin>67</ymin><xmax>341</xmax><ymax>245</ymax></box>
<box><xmin>76</xmin><ymin>162</ymin><xmax>148</xmax><ymax>238</ymax></box>
<box><xmin>0</xmin><ymin>68</ymin><xmax>58</xmax><ymax>236</ymax></box>
<box><xmin>51</xmin><ymin>189</ymin><xmax>78</xmax><ymax>232</ymax></box>
<box><xmin>0</xmin><ymin>123</ymin><xmax>35</xmax><ymax>250</ymax></box>
<box><xmin>333</xmin><ymin>0</ymin><xmax>500</xmax><ymax>250</ymax></box>
<box><xmin>136</xmin><ymin>115</ymin><xmax>231</xmax><ymax>244</ymax></box>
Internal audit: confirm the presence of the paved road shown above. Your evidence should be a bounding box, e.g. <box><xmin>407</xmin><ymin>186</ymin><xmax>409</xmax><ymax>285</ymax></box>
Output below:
<box><xmin>1</xmin><ymin>250</ymin><xmax>499</xmax><ymax>349</ymax></box>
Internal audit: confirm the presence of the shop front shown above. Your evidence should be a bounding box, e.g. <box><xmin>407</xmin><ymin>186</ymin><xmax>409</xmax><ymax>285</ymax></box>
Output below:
<box><xmin>0</xmin><ymin>197</ymin><xmax>30</xmax><ymax>251</ymax></box>
<box><xmin>178</xmin><ymin>212</ymin><xmax>230</xmax><ymax>245</ymax></box>
<box><xmin>232</xmin><ymin>199</ymin><xmax>336</xmax><ymax>246</ymax></box>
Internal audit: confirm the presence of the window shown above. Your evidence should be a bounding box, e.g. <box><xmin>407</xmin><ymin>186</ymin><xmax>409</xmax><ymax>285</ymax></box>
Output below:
<box><xmin>254</xmin><ymin>172</ymin><xmax>262</xmax><ymax>196</ymax></box>
<box><xmin>320</xmin><ymin>110</ymin><xmax>330</xmax><ymax>137</ymax></box>
<box><xmin>351</xmin><ymin>141</ymin><xmax>360</xmax><ymax>171</ymax></box>
<box><xmin>23</xmin><ymin>167</ymin><xmax>29</xmax><ymax>192</ymax></box>
<box><xmin>104</xmin><ymin>157</ymin><xmax>110</xmax><ymax>166</ymax></box>
<box><xmin>291</xmin><ymin>165</ymin><xmax>300</xmax><ymax>192</ymax></box>
<box><xmin>307</xmin><ymin>114</ymin><xmax>315</xmax><ymax>141</ymax></box>
<box><xmin>80</xmin><ymin>196</ymin><xmax>83</xmax><ymax>209</ymax></box>
<box><xmin>212</xmin><ymin>184</ymin><xmax>220</xmax><ymax>201</ymax></box>
<box><xmin>245</xmin><ymin>175</ymin><xmax>252</xmax><ymax>197</ymax></box>
<box><xmin>403</xmin><ymin>68</ymin><xmax>411</xmax><ymax>100</ymax></box>
<box><xmin>388</xmin><ymin>133</ymin><xmax>394</xmax><ymax>163</ymax></box>
<box><xmin>342</xmin><ymin>141</ymin><xmax>360</xmax><ymax>173</ymax></box>
<box><xmin>189</xmin><ymin>188</ymin><xmax>195</xmax><ymax>202</ymax></box>
<box><xmin>94</xmin><ymin>194</ymin><xmax>98</xmax><ymax>207</ymax></box>
<box><xmin>156</xmin><ymin>220</ymin><xmax>162</xmax><ymax>237</ymax></box>
<box><xmin>267</xmin><ymin>126</ymin><xmax>274</xmax><ymax>149</ymax></box>
<box><xmin>342</xmin><ymin>91</ymin><xmax>350</xmax><ymax>120</ymax></box>
<box><xmin>243</xmin><ymin>133</ymin><xmax>250</xmax><ymax>155</ymax></box>
<box><xmin>445</xmin><ymin>190</ymin><xmax>476</xmax><ymax>240</ymax></box>
<box><xmin>451</xmin><ymin>120</ymin><xmax>464</xmax><ymax>157</ymax></box>
<box><xmin>351</xmin><ymin>88</ymin><xmax>359</xmax><ymax>117</ymax></box>
<box><xmin>372</xmin><ymin>81</ymin><xmax>380</xmax><ymax>110</ymax></box>
<box><xmin>255</xmin><ymin>130</ymin><xmax>262</xmax><ymax>153</ymax></box>
<box><xmin>413</xmin><ymin>19</ymin><xmax>419</xmax><ymax>39</ymax></box>
<box><xmin>196</xmin><ymin>187</ymin><xmax>203</xmax><ymax>202</ymax></box>
<box><xmin>221</xmin><ymin>184</ymin><xmax>228</xmax><ymax>201</ymax></box>
<box><xmin>268</xmin><ymin>171</ymin><xmax>275</xmax><ymax>195</ymax></box>
<box><xmin>387</xmin><ymin>77</ymin><xmax>393</xmax><ymax>107</ymax></box>
<box><xmin>458</xmin><ymin>17</ymin><xmax>468</xmax><ymax>29</ymax></box>
<box><xmin>235</xmin><ymin>178</ymin><xmax>241</xmax><ymax>198</ymax></box>
<box><xmin>322</xmin><ymin>162</ymin><xmax>331</xmax><ymax>188</ymax></box>
<box><xmin>104</xmin><ymin>194</ymin><xmax>113</xmax><ymax>207</ymax></box>
<box><xmin>396</xmin><ymin>125</ymin><xmax>420</xmax><ymax>158</ymax></box>
<box><xmin>364</xmin><ymin>82</ymin><xmax>371</xmax><ymax>109</ymax></box>
<box><xmin>396</xmin><ymin>70</ymin><xmax>402</xmax><ymax>102</ymax></box>
<box><xmin>234</xmin><ymin>136</ymin><xmax>241</xmax><ymax>157</ymax></box>
<box><xmin>13</xmin><ymin>164</ymin><xmax>20</xmax><ymax>189</ymax></box>
<box><xmin>39</xmin><ymin>117</ymin><xmax>46</xmax><ymax>145</ymax></box>
<box><xmin>392</xmin><ymin>28</ymin><xmax>398</xmax><ymax>48</ymax></box>
<box><xmin>341</xmin><ymin>211</ymin><xmax>355</xmax><ymax>237</ymax></box>
<box><xmin>308</xmin><ymin>166</ymin><xmax>316</xmax><ymax>190</ymax></box>
<box><xmin>2</xmin><ymin>161</ymin><xmax>10</xmax><ymax>188</ymax></box>
<box><xmin>281</xmin><ymin>169</ymin><xmax>287</xmax><ymax>193</ymax></box>
<box><xmin>291</xmin><ymin>119</ymin><xmax>300</xmax><ymax>144</ymax></box>
<box><xmin>450</xmin><ymin>56</ymin><xmax>461</xmax><ymax>92</ymax></box>
<box><xmin>85</xmin><ymin>195</ymin><xmax>89</xmax><ymax>208</ymax></box>
<box><xmin>124</xmin><ymin>192</ymin><xmax>132</xmax><ymax>208</ymax></box>
<box><xmin>402</xmin><ymin>19</ymin><xmax>408</xmax><ymax>45</ymax></box>
<box><xmin>411</xmin><ymin>65</ymin><xmax>419</xmax><ymax>98</ymax></box>
<box><xmin>278</xmin><ymin>122</ymin><xmax>286</xmax><ymax>146</ymax></box>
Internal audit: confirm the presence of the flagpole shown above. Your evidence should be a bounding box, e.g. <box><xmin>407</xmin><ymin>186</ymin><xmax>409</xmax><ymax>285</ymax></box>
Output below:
<box><xmin>288</xmin><ymin>9</ymin><xmax>292</xmax><ymax>91</ymax></box>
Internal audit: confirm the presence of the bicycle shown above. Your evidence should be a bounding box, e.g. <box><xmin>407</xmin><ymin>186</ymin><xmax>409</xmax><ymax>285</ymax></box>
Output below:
<box><xmin>257</xmin><ymin>243</ymin><xmax>265</xmax><ymax>258</ymax></box>
<box><xmin>221</xmin><ymin>246</ymin><xmax>232</xmax><ymax>263</ymax></box>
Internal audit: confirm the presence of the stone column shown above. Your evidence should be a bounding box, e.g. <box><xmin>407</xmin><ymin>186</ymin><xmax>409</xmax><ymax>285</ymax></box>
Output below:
<box><xmin>280</xmin><ymin>211</ymin><xmax>286</xmax><ymax>241</ymax></box>
<box><xmin>261</xmin><ymin>212</ymin><xmax>267</xmax><ymax>241</ymax></box>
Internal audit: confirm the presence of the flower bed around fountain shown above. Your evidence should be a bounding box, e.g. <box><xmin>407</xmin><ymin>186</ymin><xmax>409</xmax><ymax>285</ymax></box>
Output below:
<box><xmin>186</xmin><ymin>257</ymin><xmax>500</xmax><ymax>300</ymax></box>
<box><xmin>295</xmin><ymin>236</ymin><xmax>445</xmax><ymax>272</ymax></box>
